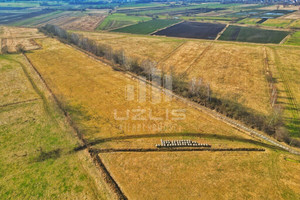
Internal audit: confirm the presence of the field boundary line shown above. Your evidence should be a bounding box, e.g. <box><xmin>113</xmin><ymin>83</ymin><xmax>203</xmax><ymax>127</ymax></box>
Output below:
<box><xmin>150</xmin><ymin>20</ymin><xmax>184</xmax><ymax>35</ymax></box>
<box><xmin>91</xmin><ymin>148</ymin><xmax>265</xmax><ymax>153</ymax></box>
<box><xmin>0</xmin><ymin>98</ymin><xmax>40</xmax><ymax>108</ymax></box>
<box><xmin>22</xmin><ymin>53</ymin><xmax>128</xmax><ymax>200</ymax></box>
<box><xmin>215</xmin><ymin>24</ymin><xmax>229</xmax><ymax>41</ymax></box>
<box><xmin>279</xmin><ymin>32</ymin><xmax>292</xmax><ymax>44</ymax></box>
<box><xmin>64</xmin><ymin>40</ymin><xmax>300</xmax><ymax>155</ymax></box>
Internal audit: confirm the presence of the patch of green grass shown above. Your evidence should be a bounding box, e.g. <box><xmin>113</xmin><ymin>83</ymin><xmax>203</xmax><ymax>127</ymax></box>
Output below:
<box><xmin>97</xmin><ymin>13</ymin><xmax>151</xmax><ymax>30</ymax></box>
<box><xmin>0</xmin><ymin>64</ymin><xmax>13</xmax><ymax>72</ymax></box>
<box><xmin>284</xmin><ymin>157</ymin><xmax>300</xmax><ymax>163</ymax></box>
<box><xmin>237</xmin><ymin>18</ymin><xmax>261</xmax><ymax>25</ymax></box>
<box><xmin>111</xmin><ymin>19</ymin><xmax>181</xmax><ymax>34</ymax></box>
<box><xmin>284</xmin><ymin>31</ymin><xmax>300</xmax><ymax>46</ymax></box>
<box><xmin>219</xmin><ymin>25</ymin><xmax>289</xmax><ymax>43</ymax></box>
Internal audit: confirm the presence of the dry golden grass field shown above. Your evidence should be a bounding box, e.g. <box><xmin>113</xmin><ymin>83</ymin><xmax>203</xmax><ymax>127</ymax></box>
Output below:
<box><xmin>26</xmin><ymin>38</ymin><xmax>257</xmax><ymax>140</ymax></box>
<box><xmin>76</xmin><ymin>32</ymin><xmax>272</xmax><ymax>116</ymax></box>
<box><xmin>0</xmin><ymin>54</ymin><xmax>112</xmax><ymax>199</ymax></box>
<box><xmin>22</xmin><ymin>37</ymin><xmax>300</xmax><ymax>199</ymax></box>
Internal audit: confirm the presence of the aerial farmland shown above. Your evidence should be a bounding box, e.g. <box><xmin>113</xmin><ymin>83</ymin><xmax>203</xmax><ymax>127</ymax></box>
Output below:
<box><xmin>0</xmin><ymin>1</ymin><xmax>300</xmax><ymax>199</ymax></box>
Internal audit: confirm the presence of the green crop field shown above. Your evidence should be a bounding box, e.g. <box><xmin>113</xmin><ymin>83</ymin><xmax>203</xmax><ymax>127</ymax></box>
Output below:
<box><xmin>97</xmin><ymin>13</ymin><xmax>151</xmax><ymax>30</ymax></box>
<box><xmin>219</xmin><ymin>25</ymin><xmax>290</xmax><ymax>43</ymax></box>
<box><xmin>285</xmin><ymin>31</ymin><xmax>300</xmax><ymax>46</ymax></box>
<box><xmin>111</xmin><ymin>19</ymin><xmax>181</xmax><ymax>34</ymax></box>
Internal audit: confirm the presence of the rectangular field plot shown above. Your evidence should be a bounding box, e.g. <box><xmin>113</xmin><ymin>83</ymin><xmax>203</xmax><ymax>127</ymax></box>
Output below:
<box><xmin>153</xmin><ymin>21</ymin><xmax>226</xmax><ymax>40</ymax></box>
<box><xmin>97</xmin><ymin>13</ymin><xmax>151</xmax><ymax>31</ymax></box>
<box><xmin>111</xmin><ymin>19</ymin><xmax>181</xmax><ymax>34</ymax></box>
<box><xmin>218</xmin><ymin>25</ymin><xmax>289</xmax><ymax>43</ymax></box>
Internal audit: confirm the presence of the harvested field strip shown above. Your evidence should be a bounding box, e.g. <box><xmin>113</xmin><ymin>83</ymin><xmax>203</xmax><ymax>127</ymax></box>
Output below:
<box><xmin>92</xmin><ymin>148</ymin><xmax>265</xmax><ymax>153</ymax></box>
<box><xmin>22</xmin><ymin>53</ymin><xmax>127</xmax><ymax>199</ymax></box>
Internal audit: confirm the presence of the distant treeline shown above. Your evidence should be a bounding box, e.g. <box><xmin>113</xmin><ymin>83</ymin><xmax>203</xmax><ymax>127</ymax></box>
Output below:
<box><xmin>38</xmin><ymin>24</ymin><xmax>300</xmax><ymax>148</ymax></box>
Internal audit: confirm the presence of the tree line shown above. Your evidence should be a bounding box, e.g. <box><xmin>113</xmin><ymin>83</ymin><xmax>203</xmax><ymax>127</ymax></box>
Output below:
<box><xmin>39</xmin><ymin>24</ymin><xmax>300</xmax><ymax>148</ymax></box>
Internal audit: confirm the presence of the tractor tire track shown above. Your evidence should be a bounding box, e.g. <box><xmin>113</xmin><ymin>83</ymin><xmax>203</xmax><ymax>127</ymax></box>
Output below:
<box><xmin>182</xmin><ymin>42</ymin><xmax>214</xmax><ymax>76</ymax></box>
<box><xmin>156</xmin><ymin>40</ymin><xmax>187</xmax><ymax>67</ymax></box>
<box><xmin>0</xmin><ymin>98</ymin><xmax>40</xmax><ymax>108</ymax></box>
